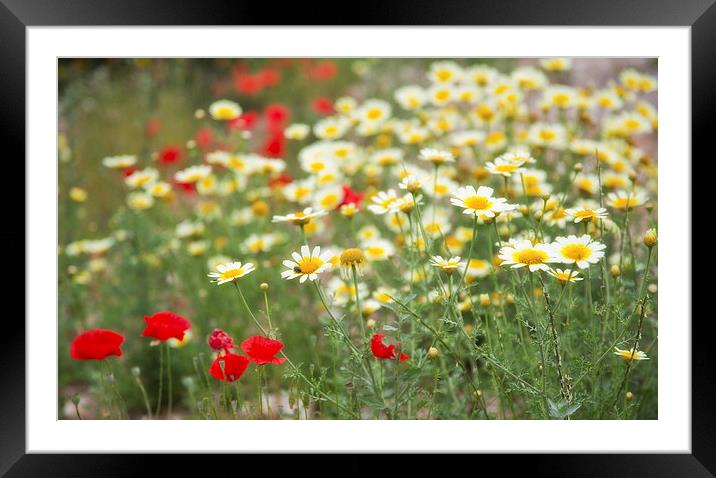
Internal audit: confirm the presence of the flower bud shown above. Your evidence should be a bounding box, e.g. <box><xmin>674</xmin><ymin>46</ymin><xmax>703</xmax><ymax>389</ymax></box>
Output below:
<box><xmin>427</xmin><ymin>347</ymin><xmax>439</xmax><ymax>359</ymax></box>
<box><xmin>573</xmin><ymin>162</ymin><xmax>583</xmax><ymax>172</ymax></box>
<box><xmin>610</xmin><ymin>264</ymin><xmax>621</xmax><ymax>278</ymax></box>
<box><xmin>626</xmin><ymin>391</ymin><xmax>633</xmax><ymax>401</ymax></box>
<box><xmin>131</xmin><ymin>366</ymin><xmax>141</xmax><ymax>377</ymax></box>
<box><xmin>643</xmin><ymin>228</ymin><xmax>657</xmax><ymax>248</ymax></box>
<box><xmin>366</xmin><ymin>318</ymin><xmax>376</xmax><ymax>330</ymax></box>
<box><xmin>260</xmin><ymin>282</ymin><xmax>269</xmax><ymax>291</ymax></box>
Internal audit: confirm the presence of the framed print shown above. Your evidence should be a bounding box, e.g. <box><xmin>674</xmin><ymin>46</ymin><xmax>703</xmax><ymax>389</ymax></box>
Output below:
<box><xmin>3</xmin><ymin>0</ymin><xmax>710</xmax><ymax>474</ymax></box>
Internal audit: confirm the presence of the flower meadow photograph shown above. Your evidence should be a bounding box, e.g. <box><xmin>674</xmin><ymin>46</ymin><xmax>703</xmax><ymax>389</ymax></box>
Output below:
<box><xmin>58</xmin><ymin>57</ymin><xmax>658</xmax><ymax>421</ymax></box>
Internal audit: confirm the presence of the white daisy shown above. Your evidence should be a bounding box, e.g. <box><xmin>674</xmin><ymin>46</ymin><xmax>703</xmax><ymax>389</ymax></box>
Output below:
<box><xmin>450</xmin><ymin>185</ymin><xmax>515</xmax><ymax>218</ymax></box>
<box><xmin>208</xmin><ymin>261</ymin><xmax>256</xmax><ymax>285</ymax></box>
<box><xmin>209</xmin><ymin>99</ymin><xmax>242</xmax><ymax>120</ymax></box>
<box><xmin>547</xmin><ymin>268</ymin><xmax>583</xmax><ymax>285</ymax></box>
<box><xmin>553</xmin><ymin>235</ymin><xmax>606</xmax><ymax>269</ymax></box>
<box><xmin>103</xmin><ymin>154</ymin><xmax>137</xmax><ymax>169</ymax></box>
<box><xmin>419</xmin><ymin>148</ymin><xmax>455</xmax><ymax>166</ymax></box>
<box><xmin>565</xmin><ymin>206</ymin><xmax>609</xmax><ymax>223</ymax></box>
<box><xmin>430</xmin><ymin>255</ymin><xmax>465</xmax><ymax>273</ymax></box>
<box><xmin>125</xmin><ymin>168</ymin><xmax>159</xmax><ymax>189</ymax></box>
<box><xmin>281</xmin><ymin>246</ymin><xmax>333</xmax><ymax>283</ymax></box>
<box><xmin>362</xmin><ymin>239</ymin><xmax>396</xmax><ymax>262</ymax></box>
<box><xmin>175</xmin><ymin>165</ymin><xmax>212</xmax><ymax>184</ymax></box>
<box><xmin>498</xmin><ymin>239</ymin><xmax>558</xmax><ymax>272</ymax></box>
<box><xmin>272</xmin><ymin>207</ymin><xmax>328</xmax><ymax>226</ymax></box>
<box><xmin>368</xmin><ymin>189</ymin><xmax>401</xmax><ymax>215</ymax></box>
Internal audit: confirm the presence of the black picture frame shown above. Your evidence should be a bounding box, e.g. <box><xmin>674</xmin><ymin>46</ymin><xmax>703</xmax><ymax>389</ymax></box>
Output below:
<box><xmin>3</xmin><ymin>0</ymin><xmax>709</xmax><ymax>474</ymax></box>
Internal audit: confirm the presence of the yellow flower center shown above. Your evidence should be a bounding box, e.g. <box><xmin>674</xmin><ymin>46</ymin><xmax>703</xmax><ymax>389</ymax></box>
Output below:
<box><xmin>248</xmin><ymin>241</ymin><xmax>265</xmax><ymax>253</ymax></box>
<box><xmin>220</xmin><ymin>268</ymin><xmax>244</xmax><ymax>280</ymax></box>
<box><xmin>486</xmin><ymin>131</ymin><xmax>504</xmax><ymax>144</ymax></box>
<box><xmin>366</xmin><ymin>108</ymin><xmax>383</xmax><ymax>120</ymax></box>
<box><xmin>561</xmin><ymin>244</ymin><xmax>592</xmax><ymax>261</ymax></box>
<box><xmin>464</xmin><ymin>195</ymin><xmax>491</xmax><ymax>210</ymax></box>
<box><xmin>612</xmin><ymin>197</ymin><xmax>638</xmax><ymax>209</ymax></box>
<box><xmin>477</xmin><ymin>105</ymin><xmax>494</xmax><ymax>120</ymax></box>
<box><xmin>309</xmin><ymin>162</ymin><xmax>325</xmax><ymax>173</ymax></box>
<box><xmin>380</xmin><ymin>197</ymin><xmax>398</xmax><ymax>208</ymax></box>
<box><xmin>553</xmin><ymin>94</ymin><xmax>570</xmax><ymax>107</ymax></box>
<box><xmin>551</xmin><ymin>208</ymin><xmax>567</xmax><ymax>219</ymax></box>
<box><xmin>495</xmin><ymin>164</ymin><xmax>518</xmax><ymax>173</ymax></box>
<box><xmin>215</xmin><ymin>107</ymin><xmax>236</xmax><ymax>119</ymax></box>
<box><xmin>435</xmin><ymin>90</ymin><xmax>450</xmax><ymax>101</ymax></box>
<box><xmin>574</xmin><ymin>210</ymin><xmax>596</xmax><ymax>219</ymax></box>
<box><xmin>494</xmin><ymin>84</ymin><xmax>509</xmax><ymax>95</ymax></box>
<box><xmin>539</xmin><ymin>130</ymin><xmax>557</xmax><ymax>141</ymax></box>
<box><xmin>297</xmin><ymin>256</ymin><xmax>323</xmax><ymax>274</ymax></box>
<box><xmin>366</xmin><ymin>246</ymin><xmax>384</xmax><ymax>256</ymax></box>
<box><xmin>436</xmin><ymin>70</ymin><xmax>452</xmax><ymax>82</ymax></box>
<box><xmin>340</xmin><ymin>248</ymin><xmax>365</xmax><ymax>266</ymax></box>
<box><xmin>319</xmin><ymin>194</ymin><xmax>339</xmax><ymax>208</ymax></box>
<box><xmin>513</xmin><ymin>248</ymin><xmax>549</xmax><ymax>265</ymax></box>
<box><xmin>624</xmin><ymin>118</ymin><xmax>641</xmax><ymax>130</ymax></box>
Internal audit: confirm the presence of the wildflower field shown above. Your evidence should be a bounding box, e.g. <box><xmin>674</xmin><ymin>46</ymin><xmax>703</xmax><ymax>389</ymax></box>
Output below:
<box><xmin>59</xmin><ymin>58</ymin><xmax>658</xmax><ymax>420</ymax></box>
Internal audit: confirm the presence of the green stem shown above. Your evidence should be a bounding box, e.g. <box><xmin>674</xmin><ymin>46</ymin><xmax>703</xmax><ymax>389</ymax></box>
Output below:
<box><xmin>167</xmin><ymin>343</ymin><xmax>173</xmax><ymax>417</ymax></box>
<box><xmin>155</xmin><ymin>344</ymin><xmax>164</xmax><ymax>417</ymax></box>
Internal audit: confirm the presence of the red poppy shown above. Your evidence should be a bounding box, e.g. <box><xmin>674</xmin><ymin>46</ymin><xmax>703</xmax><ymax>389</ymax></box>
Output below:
<box><xmin>229</xmin><ymin>110</ymin><xmax>259</xmax><ymax>130</ymax></box>
<box><xmin>209</xmin><ymin>352</ymin><xmax>250</xmax><ymax>382</ymax></box>
<box><xmin>234</xmin><ymin>73</ymin><xmax>263</xmax><ymax>95</ymax></box>
<box><xmin>370</xmin><ymin>334</ymin><xmax>409</xmax><ymax>362</ymax></box>
<box><xmin>208</xmin><ymin>328</ymin><xmax>236</xmax><ymax>352</ymax></box>
<box><xmin>145</xmin><ymin>117</ymin><xmax>161</xmax><ymax>138</ymax></box>
<box><xmin>121</xmin><ymin>166</ymin><xmax>137</xmax><ymax>178</ymax></box>
<box><xmin>258</xmin><ymin>68</ymin><xmax>281</xmax><ymax>87</ymax></box>
<box><xmin>157</xmin><ymin>145</ymin><xmax>183</xmax><ymax>165</ymax></box>
<box><xmin>70</xmin><ymin>329</ymin><xmax>124</xmax><ymax>360</ymax></box>
<box><xmin>142</xmin><ymin>311</ymin><xmax>191</xmax><ymax>342</ymax></box>
<box><xmin>241</xmin><ymin>336</ymin><xmax>286</xmax><ymax>365</ymax></box>
<box><xmin>268</xmin><ymin>173</ymin><xmax>293</xmax><ymax>189</ymax></box>
<box><xmin>340</xmin><ymin>185</ymin><xmax>364</xmax><ymax>207</ymax></box>
<box><xmin>194</xmin><ymin>127</ymin><xmax>214</xmax><ymax>151</ymax></box>
<box><xmin>173</xmin><ymin>179</ymin><xmax>196</xmax><ymax>195</ymax></box>
<box><xmin>312</xmin><ymin>97</ymin><xmax>334</xmax><ymax>116</ymax></box>
<box><xmin>308</xmin><ymin>61</ymin><xmax>338</xmax><ymax>81</ymax></box>
<box><xmin>260</xmin><ymin>131</ymin><xmax>286</xmax><ymax>158</ymax></box>
<box><xmin>265</xmin><ymin>103</ymin><xmax>290</xmax><ymax>130</ymax></box>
